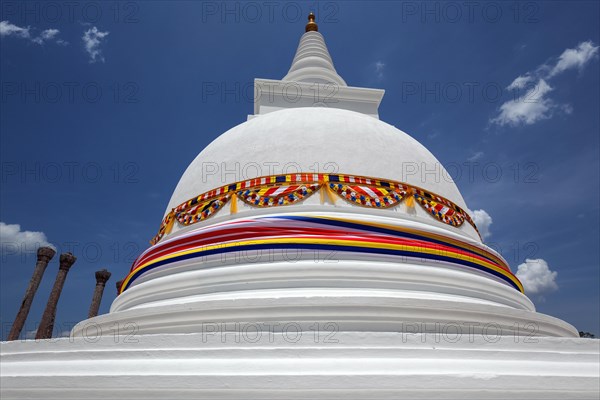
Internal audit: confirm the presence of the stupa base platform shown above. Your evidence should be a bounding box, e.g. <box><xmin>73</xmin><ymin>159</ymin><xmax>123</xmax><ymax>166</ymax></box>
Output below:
<box><xmin>2</xmin><ymin>331</ymin><xmax>598</xmax><ymax>399</ymax></box>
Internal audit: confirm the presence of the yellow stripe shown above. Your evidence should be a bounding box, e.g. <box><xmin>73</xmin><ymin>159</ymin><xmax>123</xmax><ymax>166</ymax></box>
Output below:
<box><xmin>311</xmin><ymin>215</ymin><xmax>507</xmax><ymax>269</ymax></box>
<box><xmin>123</xmin><ymin>237</ymin><xmax>522</xmax><ymax>292</ymax></box>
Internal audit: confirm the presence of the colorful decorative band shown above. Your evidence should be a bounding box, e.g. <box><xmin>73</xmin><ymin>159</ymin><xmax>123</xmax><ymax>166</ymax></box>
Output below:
<box><xmin>239</xmin><ymin>183</ymin><xmax>321</xmax><ymax>207</ymax></box>
<box><xmin>151</xmin><ymin>173</ymin><xmax>479</xmax><ymax>245</ymax></box>
<box><xmin>124</xmin><ymin>215</ymin><xmax>521</xmax><ymax>295</ymax></box>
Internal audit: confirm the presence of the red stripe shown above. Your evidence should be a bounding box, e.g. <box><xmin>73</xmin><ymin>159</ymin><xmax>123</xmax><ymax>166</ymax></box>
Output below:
<box><xmin>263</xmin><ymin>187</ymin><xmax>279</xmax><ymax>196</ymax></box>
<box><xmin>134</xmin><ymin>224</ymin><xmax>507</xmax><ymax>274</ymax></box>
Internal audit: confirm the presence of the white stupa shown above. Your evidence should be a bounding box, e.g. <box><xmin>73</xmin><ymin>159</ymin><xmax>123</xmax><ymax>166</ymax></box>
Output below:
<box><xmin>2</xmin><ymin>13</ymin><xmax>598</xmax><ymax>399</ymax></box>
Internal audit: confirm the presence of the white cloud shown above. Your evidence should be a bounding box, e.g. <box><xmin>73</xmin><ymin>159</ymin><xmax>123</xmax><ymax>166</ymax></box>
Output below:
<box><xmin>472</xmin><ymin>209</ymin><xmax>493</xmax><ymax>239</ymax></box>
<box><xmin>426</xmin><ymin>130</ymin><xmax>440</xmax><ymax>140</ymax></box>
<box><xmin>548</xmin><ymin>41</ymin><xmax>599</xmax><ymax>78</ymax></box>
<box><xmin>491</xmin><ymin>41</ymin><xmax>598</xmax><ymax>127</ymax></box>
<box><xmin>40</xmin><ymin>28</ymin><xmax>59</xmax><ymax>40</ymax></box>
<box><xmin>0</xmin><ymin>222</ymin><xmax>54</xmax><ymax>255</ymax></box>
<box><xmin>375</xmin><ymin>61</ymin><xmax>385</xmax><ymax>80</ymax></box>
<box><xmin>491</xmin><ymin>79</ymin><xmax>559</xmax><ymax>126</ymax></box>
<box><xmin>516</xmin><ymin>258</ymin><xmax>558</xmax><ymax>295</ymax></box>
<box><xmin>1</xmin><ymin>20</ymin><xmax>65</xmax><ymax>45</ymax></box>
<box><xmin>32</xmin><ymin>28</ymin><xmax>60</xmax><ymax>44</ymax></box>
<box><xmin>467</xmin><ymin>151</ymin><xmax>484</xmax><ymax>162</ymax></box>
<box><xmin>82</xmin><ymin>26</ymin><xmax>109</xmax><ymax>63</ymax></box>
<box><xmin>507</xmin><ymin>74</ymin><xmax>534</xmax><ymax>90</ymax></box>
<box><xmin>0</xmin><ymin>20</ymin><xmax>31</xmax><ymax>38</ymax></box>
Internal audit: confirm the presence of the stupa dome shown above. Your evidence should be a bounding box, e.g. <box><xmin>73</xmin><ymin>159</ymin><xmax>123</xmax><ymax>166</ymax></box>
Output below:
<box><xmin>165</xmin><ymin>107</ymin><xmax>477</xmax><ymax>240</ymax></box>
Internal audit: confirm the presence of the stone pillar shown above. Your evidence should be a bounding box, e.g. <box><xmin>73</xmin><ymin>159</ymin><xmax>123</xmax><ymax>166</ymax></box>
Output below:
<box><xmin>7</xmin><ymin>247</ymin><xmax>56</xmax><ymax>341</ymax></box>
<box><xmin>116</xmin><ymin>279</ymin><xmax>124</xmax><ymax>295</ymax></box>
<box><xmin>88</xmin><ymin>269</ymin><xmax>111</xmax><ymax>318</ymax></box>
<box><xmin>35</xmin><ymin>253</ymin><xmax>77</xmax><ymax>339</ymax></box>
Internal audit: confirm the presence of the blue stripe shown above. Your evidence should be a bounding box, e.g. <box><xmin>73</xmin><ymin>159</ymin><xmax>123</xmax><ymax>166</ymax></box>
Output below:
<box><xmin>271</xmin><ymin>215</ymin><xmax>499</xmax><ymax>265</ymax></box>
<box><xmin>123</xmin><ymin>242</ymin><xmax>519</xmax><ymax>292</ymax></box>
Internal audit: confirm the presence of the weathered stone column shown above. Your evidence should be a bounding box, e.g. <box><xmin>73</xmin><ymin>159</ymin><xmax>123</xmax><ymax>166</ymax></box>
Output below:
<box><xmin>7</xmin><ymin>247</ymin><xmax>56</xmax><ymax>341</ymax></box>
<box><xmin>116</xmin><ymin>279</ymin><xmax>124</xmax><ymax>295</ymax></box>
<box><xmin>35</xmin><ymin>253</ymin><xmax>77</xmax><ymax>339</ymax></box>
<box><xmin>88</xmin><ymin>269</ymin><xmax>111</xmax><ymax>318</ymax></box>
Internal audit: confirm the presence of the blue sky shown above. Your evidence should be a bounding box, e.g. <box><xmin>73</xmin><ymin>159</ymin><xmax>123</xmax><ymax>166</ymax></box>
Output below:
<box><xmin>1</xmin><ymin>1</ymin><xmax>598</xmax><ymax>340</ymax></box>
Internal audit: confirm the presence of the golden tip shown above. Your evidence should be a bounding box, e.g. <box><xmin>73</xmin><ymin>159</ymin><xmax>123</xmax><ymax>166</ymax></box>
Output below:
<box><xmin>305</xmin><ymin>12</ymin><xmax>318</xmax><ymax>32</ymax></box>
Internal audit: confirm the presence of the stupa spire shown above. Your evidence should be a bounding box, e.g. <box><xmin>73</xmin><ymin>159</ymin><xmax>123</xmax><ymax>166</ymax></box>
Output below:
<box><xmin>283</xmin><ymin>13</ymin><xmax>347</xmax><ymax>86</ymax></box>
<box><xmin>305</xmin><ymin>12</ymin><xmax>318</xmax><ymax>32</ymax></box>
